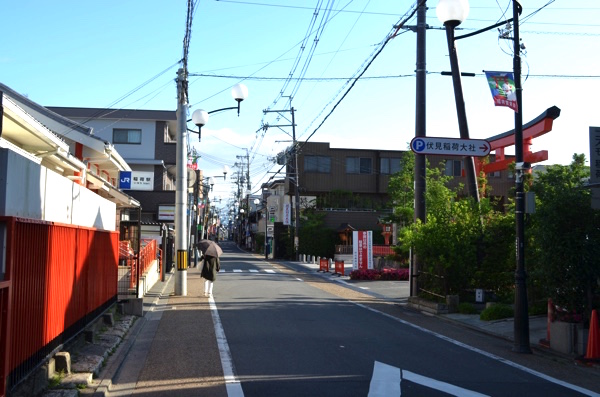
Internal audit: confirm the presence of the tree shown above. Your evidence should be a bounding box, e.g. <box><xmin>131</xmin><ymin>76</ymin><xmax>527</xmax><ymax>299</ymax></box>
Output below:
<box><xmin>392</xmin><ymin>161</ymin><xmax>515</xmax><ymax>299</ymax></box>
<box><xmin>298</xmin><ymin>207</ymin><xmax>336</xmax><ymax>258</ymax></box>
<box><xmin>529</xmin><ymin>154</ymin><xmax>600</xmax><ymax>319</ymax></box>
<box><xmin>388</xmin><ymin>151</ymin><xmax>416</xmax><ymax>227</ymax></box>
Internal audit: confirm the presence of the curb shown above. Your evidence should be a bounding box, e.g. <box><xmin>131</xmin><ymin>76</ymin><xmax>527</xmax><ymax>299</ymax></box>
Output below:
<box><xmin>435</xmin><ymin>313</ymin><xmax>577</xmax><ymax>363</ymax></box>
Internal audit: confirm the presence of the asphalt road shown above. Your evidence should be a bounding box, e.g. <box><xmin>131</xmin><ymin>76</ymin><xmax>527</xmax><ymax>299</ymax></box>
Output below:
<box><xmin>212</xmin><ymin>242</ymin><xmax>600</xmax><ymax>397</ymax></box>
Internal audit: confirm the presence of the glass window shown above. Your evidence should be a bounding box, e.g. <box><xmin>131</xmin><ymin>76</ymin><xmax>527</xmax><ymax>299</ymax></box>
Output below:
<box><xmin>304</xmin><ymin>156</ymin><xmax>331</xmax><ymax>173</ymax></box>
<box><xmin>113</xmin><ymin>129</ymin><xmax>142</xmax><ymax>144</ymax></box>
<box><xmin>445</xmin><ymin>160</ymin><xmax>462</xmax><ymax>177</ymax></box>
<box><xmin>380</xmin><ymin>158</ymin><xmax>401</xmax><ymax>174</ymax></box>
<box><xmin>360</xmin><ymin>158</ymin><xmax>372</xmax><ymax>174</ymax></box>
<box><xmin>346</xmin><ymin>157</ymin><xmax>359</xmax><ymax>174</ymax></box>
<box><xmin>346</xmin><ymin>157</ymin><xmax>372</xmax><ymax>174</ymax></box>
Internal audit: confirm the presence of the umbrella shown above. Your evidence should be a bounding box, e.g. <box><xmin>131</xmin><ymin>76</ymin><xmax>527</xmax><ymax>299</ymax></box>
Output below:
<box><xmin>197</xmin><ymin>239</ymin><xmax>223</xmax><ymax>257</ymax></box>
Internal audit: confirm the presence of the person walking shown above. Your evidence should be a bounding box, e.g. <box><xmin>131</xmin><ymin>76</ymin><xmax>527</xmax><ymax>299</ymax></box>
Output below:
<box><xmin>201</xmin><ymin>254</ymin><xmax>220</xmax><ymax>297</ymax></box>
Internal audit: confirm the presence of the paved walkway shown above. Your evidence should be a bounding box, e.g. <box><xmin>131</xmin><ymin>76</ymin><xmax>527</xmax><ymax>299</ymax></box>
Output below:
<box><xmin>106</xmin><ymin>268</ymin><xmax>227</xmax><ymax>397</ymax></box>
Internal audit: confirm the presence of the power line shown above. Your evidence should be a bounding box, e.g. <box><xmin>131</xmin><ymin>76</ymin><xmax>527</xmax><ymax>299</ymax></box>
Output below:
<box><xmin>190</xmin><ymin>71</ymin><xmax>600</xmax><ymax>81</ymax></box>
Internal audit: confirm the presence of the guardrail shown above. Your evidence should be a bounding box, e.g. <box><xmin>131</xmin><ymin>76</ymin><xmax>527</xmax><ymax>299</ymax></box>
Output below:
<box><xmin>118</xmin><ymin>239</ymin><xmax>157</xmax><ymax>298</ymax></box>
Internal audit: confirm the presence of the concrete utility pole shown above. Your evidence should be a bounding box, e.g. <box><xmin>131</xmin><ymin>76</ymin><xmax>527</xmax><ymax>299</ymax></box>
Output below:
<box><xmin>263</xmin><ymin>103</ymin><xmax>300</xmax><ymax>260</ymax></box>
<box><xmin>412</xmin><ymin>1</ymin><xmax>427</xmax><ymax>297</ymax></box>
<box><xmin>175</xmin><ymin>67</ymin><xmax>188</xmax><ymax>296</ymax></box>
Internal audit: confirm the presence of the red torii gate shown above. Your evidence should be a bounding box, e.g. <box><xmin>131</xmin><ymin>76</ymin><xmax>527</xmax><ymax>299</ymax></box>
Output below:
<box><xmin>476</xmin><ymin>106</ymin><xmax>561</xmax><ymax>175</ymax></box>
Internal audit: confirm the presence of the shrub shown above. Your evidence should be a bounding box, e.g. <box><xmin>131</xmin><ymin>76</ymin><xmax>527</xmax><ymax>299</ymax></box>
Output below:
<box><xmin>458</xmin><ymin>302</ymin><xmax>478</xmax><ymax>314</ymax></box>
<box><xmin>528</xmin><ymin>300</ymin><xmax>548</xmax><ymax>316</ymax></box>
<box><xmin>480</xmin><ymin>304</ymin><xmax>514</xmax><ymax>321</ymax></box>
<box><xmin>349</xmin><ymin>268</ymin><xmax>409</xmax><ymax>281</ymax></box>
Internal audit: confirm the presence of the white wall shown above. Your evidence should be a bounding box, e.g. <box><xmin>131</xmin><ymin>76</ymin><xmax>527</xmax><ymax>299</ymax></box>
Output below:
<box><xmin>0</xmin><ymin>148</ymin><xmax>116</xmax><ymax>231</ymax></box>
<box><xmin>0</xmin><ymin>148</ymin><xmax>44</xmax><ymax>219</ymax></box>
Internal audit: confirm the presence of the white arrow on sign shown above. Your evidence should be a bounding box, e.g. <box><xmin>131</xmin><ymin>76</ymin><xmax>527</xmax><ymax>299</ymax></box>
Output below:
<box><xmin>368</xmin><ymin>361</ymin><xmax>489</xmax><ymax>397</ymax></box>
<box><xmin>410</xmin><ymin>137</ymin><xmax>491</xmax><ymax>157</ymax></box>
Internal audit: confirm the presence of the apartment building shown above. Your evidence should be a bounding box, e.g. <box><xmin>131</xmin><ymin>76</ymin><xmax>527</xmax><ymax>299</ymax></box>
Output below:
<box><xmin>47</xmin><ymin>107</ymin><xmax>181</xmax><ymax>225</ymax></box>
<box><xmin>285</xmin><ymin>141</ymin><xmax>513</xmax><ymax>231</ymax></box>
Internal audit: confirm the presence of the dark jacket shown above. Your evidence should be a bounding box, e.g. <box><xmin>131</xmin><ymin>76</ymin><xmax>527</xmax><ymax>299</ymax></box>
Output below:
<box><xmin>201</xmin><ymin>255</ymin><xmax>220</xmax><ymax>281</ymax></box>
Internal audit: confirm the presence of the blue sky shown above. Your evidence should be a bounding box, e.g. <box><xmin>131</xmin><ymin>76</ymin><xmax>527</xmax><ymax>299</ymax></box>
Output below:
<box><xmin>3</xmin><ymin>1</ymin><xmax>599</xmax><ymax>206</ymax></box>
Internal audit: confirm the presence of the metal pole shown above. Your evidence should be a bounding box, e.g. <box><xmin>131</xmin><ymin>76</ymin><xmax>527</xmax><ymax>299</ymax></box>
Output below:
<box><xmin>512</xmin><ymin>0</ymin><xmax>531</xmax><ymax>353</ymax></box>
<box><xmin>175</xmin><ymin>68</ymin><xmax>188</xmax><ymax>296</ymax></box>
<box><xmin>443</xmin><ymin>22</ymin><xmax>479</xmax><ymax>202</ymax></box>
<box><xmin>412</xmin><ymin>1</ymin><xmax>427</xmax><ymax>297</ymax></box>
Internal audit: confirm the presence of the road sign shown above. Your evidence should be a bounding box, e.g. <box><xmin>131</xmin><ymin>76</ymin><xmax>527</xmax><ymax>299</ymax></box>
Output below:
<box><xmin>266</xmin><ymin>225</ymin><xmax>274</xmax><ymax>237</ymax></box>
<box><xmin>119</xmin><ymin>171</ymin><xmax>132</xmax><ymax>189</ymax></box>
<box><xmin>410</xmin><ymin>137</ymin><xmax>491</xmax><ymax>157</ymax></box>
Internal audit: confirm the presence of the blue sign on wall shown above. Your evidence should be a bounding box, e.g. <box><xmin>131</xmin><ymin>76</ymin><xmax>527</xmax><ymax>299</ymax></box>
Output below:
<box><xmin>119</xmin><ymin>171</ymin><xmax>132</xmax><ymax>189</ymax></box>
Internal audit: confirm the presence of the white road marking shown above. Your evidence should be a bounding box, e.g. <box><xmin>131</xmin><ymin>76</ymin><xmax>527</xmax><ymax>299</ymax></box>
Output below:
<box><xmin>402</xmin><ymin>369</ymin><xmax>489</xmax><ymax>397</ymax></box>
<box><xmin>368</xmin><ymin>361</ymin><xmax>400</xmax><ymax>396</ymax></box>
<box><xmin>355</xmin><ymin>303</ymin><xmax>600</xmax><ymax>397</ymax></box>
<box><xmin>208</xmin><ymin>296</ymin><xmax>244</xmax><ymax>397</ymax></box>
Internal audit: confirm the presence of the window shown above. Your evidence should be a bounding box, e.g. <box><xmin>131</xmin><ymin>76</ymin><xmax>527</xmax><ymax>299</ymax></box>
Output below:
<box><xmin>304</xmin><ymin>155</ymin><xmax>331</xmax><ymax>173</ymax></box>
<box><xmin>380</xmin><ymin>157</ymin><xmax>401</xmax><ymax>174</ymax></box>
<box><xmin>113</xmin><ymin>128</ymin><xmax>142</xmax><ymax>144</ymax></box>
<box><xmin>346</xmin><ymin>157</ymin><xmax>372</xmax><ymax>174</ymax></box>
<box><xmin>444</xmin><ymin>160</ymin><xmax>462</xmax><ymax>177</ymax></box>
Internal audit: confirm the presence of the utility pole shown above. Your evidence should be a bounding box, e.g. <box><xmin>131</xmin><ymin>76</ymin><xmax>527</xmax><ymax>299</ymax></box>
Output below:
<box><xmin>175</xmin><ymin>67</ymin><xmax>188</xmax><ymax>296</ymax></box>
<box><xmin>263</xmin><ymin>103</ymin><xmax>300</xmax><ymax>260</ymax></box>
<box><xmin>236</xmin><ymin>149</ymin><xmax>250</xmax><ymax>190</ymax></box>
<box><xmin>412</xmin><ymin>1</ymin><xmax>427</xmax><ymax>297</ymax></box>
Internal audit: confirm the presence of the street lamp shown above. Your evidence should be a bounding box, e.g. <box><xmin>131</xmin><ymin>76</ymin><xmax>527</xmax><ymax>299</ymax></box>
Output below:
<box><xmin>437</xmin><ymin>0</ymin><xmax>530</xmax><ymax>353</ymax></box>
<box><xmin>254</xmin><ymin>198</ymin><xmax>268</xmax><ymax>260</ymax></box>
<box><xmin>436</xmin><ymin>0</ymin><xmax>479</xmax><ymax>202</ymax></box>
<box><xmin>188</xmin><ymin>83</ymin><xmax>249</xmax><ymax>141</ymax></box>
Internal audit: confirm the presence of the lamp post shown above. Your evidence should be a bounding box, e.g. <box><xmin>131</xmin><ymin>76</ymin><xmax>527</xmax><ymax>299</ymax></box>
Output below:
<box><xmin>436</xmin><ymin>0</ymin><xmax>479</xmax><ymax>202</ymax></box>
<box><xmin>254</xmin><ymin>198</ymin><xmax>268</xmax><ymax>260</ymax></box>
<box><xmin>436</xmin><ymin>0</ymin><xmax>530</xmax><ymax>353</ymax></box>
<box><xmin>189</xmin><ymin>84</ymin><xmax>249</xmax><ymax>142</ymax></box>
<box><xmin>175</xmin><ymin>79</ymin><xmax>248</xmax><ymax>296</ymax></box>
<box><xmin>511</xmin><ymin>0</ymin><xmax>531</xmax><ymax>354</ymax></box>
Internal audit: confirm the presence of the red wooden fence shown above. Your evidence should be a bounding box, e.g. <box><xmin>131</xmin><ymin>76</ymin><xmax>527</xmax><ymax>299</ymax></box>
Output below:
<box><xmin>0</xmin><ymin>217</ymin><xmax>119</xmax><ymax>396</ymax></box>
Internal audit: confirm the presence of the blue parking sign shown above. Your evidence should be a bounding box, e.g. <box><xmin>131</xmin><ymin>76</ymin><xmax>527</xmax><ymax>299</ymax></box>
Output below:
<box><xmin>119</xmin><ymin>171</ymin><xmax>132</xmax><ymax>189</ymax></box>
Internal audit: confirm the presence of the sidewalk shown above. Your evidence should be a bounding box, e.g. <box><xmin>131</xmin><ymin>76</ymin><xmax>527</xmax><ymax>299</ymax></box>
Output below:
<box><xmin>95</xmin><ymin>267</ymin><xmax>228</xmax><ymax>397</ymax></box>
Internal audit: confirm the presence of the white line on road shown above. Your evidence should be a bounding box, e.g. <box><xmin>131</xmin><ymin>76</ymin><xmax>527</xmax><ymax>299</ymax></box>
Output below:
<box><xmin>402</xmin><ymin>369</ymin><xmax>489</xmax><ymax>397</ymax></box>
<box><xmin>368</xmin><ymin>361</ymin><xmax>400</xmax><ymax>396</ymax></box>
<box><xmin>354</xmin><ymin>302</ymin><xmax>600</xmax><ymax>397</ymax></box>
<box><xmin>208</xmin><ymin>296</ymin><xmax>244</xmax><ymax>397</ymax></box>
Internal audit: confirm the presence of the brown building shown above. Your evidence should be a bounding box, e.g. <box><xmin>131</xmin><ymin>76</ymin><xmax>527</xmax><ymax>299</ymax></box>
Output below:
<box><xmin>285</xmin><ymin>141</ymin><xmax>513</xmax><ymax>232</ymax></box>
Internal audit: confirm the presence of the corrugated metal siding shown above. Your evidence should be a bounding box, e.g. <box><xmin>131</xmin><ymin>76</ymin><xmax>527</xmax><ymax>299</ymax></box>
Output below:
<box><xmin>1</xmin><ymin>217</ymin><xmax>118</xmax><ymax>394</ymax></box>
